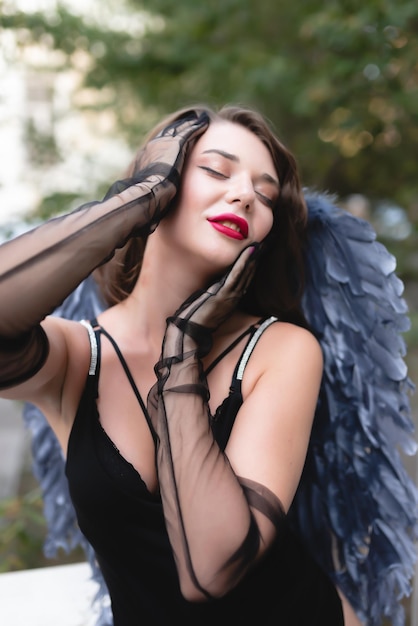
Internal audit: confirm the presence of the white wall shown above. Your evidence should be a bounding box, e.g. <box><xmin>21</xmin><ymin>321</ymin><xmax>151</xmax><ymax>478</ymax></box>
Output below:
<box><xmin>0</xmin><ymin>562</ymin><xmax>102</xmax><ymax>626</ymax></box>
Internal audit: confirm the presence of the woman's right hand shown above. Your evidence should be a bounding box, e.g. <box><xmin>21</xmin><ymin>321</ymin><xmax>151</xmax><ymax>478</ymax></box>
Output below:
<box><xmin>0</xmin><ymin>110</ymin><xmax>208</xmax><ymax>392</ymax></box>
<box><xmin>102</xmin><ymin>110</ymin><xmax>209</xmax><ymax>235</ymax></box>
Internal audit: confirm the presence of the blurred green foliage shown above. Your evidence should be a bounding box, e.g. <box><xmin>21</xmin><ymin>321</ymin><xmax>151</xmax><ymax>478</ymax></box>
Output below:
<box><xmin>1</xmin><ymin>0</ymin><xmax>418</xmax><ymax>212</ymax></box>
<box><xmin>0</xmin><ymin>488</ymin><xmax>46</xmax><ymax>572</ymax></box>
<box><xmin>0</xmin><ymin>484</ymin><xmax>85</xmax><ymax>572</ymax></box>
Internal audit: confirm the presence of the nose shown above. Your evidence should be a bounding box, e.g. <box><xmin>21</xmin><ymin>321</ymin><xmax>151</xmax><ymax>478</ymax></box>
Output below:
<box><xmin>225</xmin><ymin>173</ymin><xmax>256</xmax><ymax>210</ymax></box>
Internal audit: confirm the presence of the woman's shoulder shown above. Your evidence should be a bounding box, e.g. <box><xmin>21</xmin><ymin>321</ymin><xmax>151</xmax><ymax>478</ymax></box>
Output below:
<box><xmin>244</xmin><ymin>317</ymin><xmax>323</xmax><ymax>381</ymax></box>
<box><xmin>262</xmin><ymin>318</ymin><xmax>319</xmax><ymax>344</ymax></box>
<box><xmin>44</xmin><ymin>314</ymin><xmax>93</xmax><ymax>350</ymax></box>
<box><xmin>259</xmin><ymin>319</ymin><xmax>322</xmax><ymax>360</ymax></box>
<box><xmin>217</xmin><ymin>312</ymin><xmax>322</xmax><ymax>362</ymax></box>
<box><xmin>43</xmin><ymin>315</ymin><xmax>93</xmax><ymax>406</ymax></box>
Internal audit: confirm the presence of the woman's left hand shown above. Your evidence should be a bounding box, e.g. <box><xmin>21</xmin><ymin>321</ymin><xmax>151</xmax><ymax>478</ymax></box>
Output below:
<box><xmin>171</xmin><ymin>244</ymin><xmax>259</xmax><ymax>337</ymax></box>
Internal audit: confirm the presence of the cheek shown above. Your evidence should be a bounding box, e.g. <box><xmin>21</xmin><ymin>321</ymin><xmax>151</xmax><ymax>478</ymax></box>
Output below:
<box><xmin>175</xmin><ymin>176</ymin><xmax>209</xmax><ymax>216</ymax></box>
<box><xmin>257</xmin><ymin>212</ymin><xmax>275</xmax><ymax>242</ymax></box>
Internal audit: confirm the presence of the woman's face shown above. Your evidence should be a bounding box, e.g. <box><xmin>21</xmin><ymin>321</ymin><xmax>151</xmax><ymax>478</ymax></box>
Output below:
<box><xmin>157</xmin><ymin>120</ymin><xmax>279</xmax><ymax>272</ymax></box>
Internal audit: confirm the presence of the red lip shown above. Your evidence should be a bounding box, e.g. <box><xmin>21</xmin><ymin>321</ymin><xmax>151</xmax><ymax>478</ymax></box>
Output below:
<box><xmin>207</xmin><ymin>213</ymin><xmax>249</xmax><ymax>239</ymax></box>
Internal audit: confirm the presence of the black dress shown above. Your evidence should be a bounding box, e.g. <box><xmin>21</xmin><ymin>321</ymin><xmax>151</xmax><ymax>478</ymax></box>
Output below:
<box><xmin>66</xmin><ymin>317</ymin><xmax>344</xmax><ymax>626</ymax></box>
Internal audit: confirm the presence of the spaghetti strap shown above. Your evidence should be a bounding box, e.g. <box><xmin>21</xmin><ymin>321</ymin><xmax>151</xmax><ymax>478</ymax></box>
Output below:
<box><xmin>204</xmin><ymin>325</ymin><xmax>255</xmax><ymax>376</ymax></box>
<box><xmin>99</xmin><ymin>325</ymin><xmax>150</xmax><ymax>421</ymax></box>
<box><xmin>80</xmin><ymin>320</ymin><xmax>98</xmax><ymax>376</ymax></box>
<box><xmin>80</xmin><ymin>318</ymin><xmax>101</xmax><ymax>399</ymax></box>
<box><xmin>80</xmin><ymin>319</ymin><xmax>149</xmax><ymax>421</ymax></box>
<box><xmin>80</xmin><ymin>316</ymin><xmax>278</xmax><ymax>423</ymax></box>
<box><xmin>206</xmin><ymin>316</ymin><xmax>278</xmax><ymax>392</ymax></box>
<box><xmin>235</xmin><ymin>316</ymin><xmax>278</xmax><ymax>381</ymax></box>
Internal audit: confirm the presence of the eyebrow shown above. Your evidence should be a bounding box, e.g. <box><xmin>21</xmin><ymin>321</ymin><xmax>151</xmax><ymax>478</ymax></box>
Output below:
<box><xmin>201</xmin><ymin>148</ymin><xmax>280</xmax><ymax>188</ymax></box>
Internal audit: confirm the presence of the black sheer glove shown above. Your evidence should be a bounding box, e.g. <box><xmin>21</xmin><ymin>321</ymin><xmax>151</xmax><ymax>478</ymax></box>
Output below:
<box><xmin>0</xmin><ymin>110</ymin><xmax>208</xmax><ymax>389</ymax></box>
<box><xmin>147</xmin><ymin>246</ymin><xmax>286</xmax><ymax>600</ymax></box>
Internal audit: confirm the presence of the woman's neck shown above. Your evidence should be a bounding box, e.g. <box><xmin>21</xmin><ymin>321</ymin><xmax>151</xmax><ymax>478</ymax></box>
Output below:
<box><xmin>113</xmin><ymin>235</ymin><xmax>218</xmax><ymax>349</ymax></box>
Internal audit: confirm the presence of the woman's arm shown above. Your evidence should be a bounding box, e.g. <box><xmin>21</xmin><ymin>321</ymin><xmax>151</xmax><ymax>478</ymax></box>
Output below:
<box><xmin>0</xmin><ymin>316</ymin><xmax>90</xmax><ymax>444</ymax></box>
<box><xmin>147</xmin><ymin>248</ymin><xmax>323</xmax><ymax>601</ymax></box>
<box><xmin>0</xmin><ymin>111</ymin><xmax>208</xmax><ymax>393</ymax></box>
<box><xmin>225</xmin><ymin>321</ymin><xmax>323</xmax><ymax>513</ymax></box>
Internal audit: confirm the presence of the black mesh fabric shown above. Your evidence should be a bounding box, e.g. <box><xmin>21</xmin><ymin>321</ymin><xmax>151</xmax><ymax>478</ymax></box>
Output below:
<box><xmin>66</xmin><ymin>312</ymin><xmax>344</xmax><ymax>625</ymax></box>
<box><xmin>0</xmin><ymin>110</ymin><xmax>209</xmax><ymax>389</ymax></box>
<box><xmin>147</xmin><ymin>247</ymin><xmax>286</xmax><ymax>600</ymax></box>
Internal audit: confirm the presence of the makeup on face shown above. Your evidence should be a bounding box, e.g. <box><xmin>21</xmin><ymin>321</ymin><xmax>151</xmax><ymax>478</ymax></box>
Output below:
<box><xmin>199</xmin><ymin>147</ymin><xmax>280</xmax><ymax>210</ymax></box>
<box><xmin>207</xmin><ymin>213</ymin><xmax>249</xmax><ymax>240</ymax></box>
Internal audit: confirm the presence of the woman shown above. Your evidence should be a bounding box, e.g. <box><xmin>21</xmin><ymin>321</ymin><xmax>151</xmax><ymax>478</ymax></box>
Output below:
<box><xmin>0</xmin><ymin>105</ymin><xmax>382</xmax><ymax>624</ymax></box>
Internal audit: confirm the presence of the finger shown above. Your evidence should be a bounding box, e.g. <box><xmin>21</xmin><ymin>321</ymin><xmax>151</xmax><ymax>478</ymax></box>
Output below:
<box><xmin>173</xmin><ymin>243</ymin><xmax>259</xmax><ymax>324</ymax></box>
<box><xmin>155</xmin><ymin>113</ymin><xmax>209</xmax><ymax>151</ymax></box>
<box><xmin>220</xmin><ymin>243</ymin><xmax>259</xmax><ymax>296</ymax></box>
<box><xmin>134</xmin><ymin>112</ymin><xmax>209</xmax><ymax>175</ymax></box>
<box><xmin>164</xmin><ymin>111</ymin><xmax>209</xmax><ymax>139</ymax></box>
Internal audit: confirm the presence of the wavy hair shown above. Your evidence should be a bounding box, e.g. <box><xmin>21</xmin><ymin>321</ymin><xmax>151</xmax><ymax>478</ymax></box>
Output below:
<box><xmin>95</xmin><ymin>104</ymin><xmax>308</xmax><ymax>326</ymax></box>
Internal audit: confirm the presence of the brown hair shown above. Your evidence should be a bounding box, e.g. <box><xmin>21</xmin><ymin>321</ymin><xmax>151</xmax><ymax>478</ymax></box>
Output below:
<box><xmin>95</xmin><ymin>104</ymin><xmax>308</xmax><ymax>326</ymax></box>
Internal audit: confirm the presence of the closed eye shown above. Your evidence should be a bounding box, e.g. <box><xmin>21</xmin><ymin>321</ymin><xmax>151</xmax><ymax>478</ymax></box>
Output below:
<box><xmin>256</xmin><ymin>191</ymin><xmax>275</xmax><ymax>209</ymax></box>
<box><xmin>198</xmin><ymin>166</ymin><xmax>228</xmax><ymax>179</ymax></box>
<box><xmin>199</xmin><ymin>165</ymin><xmax>276</xmax><ymax>209</ymax></box>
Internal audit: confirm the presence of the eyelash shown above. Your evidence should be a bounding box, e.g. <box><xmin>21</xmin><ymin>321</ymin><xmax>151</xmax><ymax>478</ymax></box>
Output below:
<box><xmin>199</xmin><ymin>166</ymin><xmax>227</xmax><ymax>179</ymax></box>
<box><xmin>198</xmin><ymin>166</ymin><xmax>275</xmax><ymax>209</ymax></box>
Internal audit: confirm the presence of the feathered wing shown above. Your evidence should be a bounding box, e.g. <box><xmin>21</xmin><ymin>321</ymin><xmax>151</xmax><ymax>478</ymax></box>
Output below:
<box><xmin>291</xmin><ymin>191</ymin><xmax>418</xmax><ymax>626</ymax></box>
<box><xmin>22</xmin><ymin>274</ymin><xmax>113</xmax><ymax>626</ymax></box>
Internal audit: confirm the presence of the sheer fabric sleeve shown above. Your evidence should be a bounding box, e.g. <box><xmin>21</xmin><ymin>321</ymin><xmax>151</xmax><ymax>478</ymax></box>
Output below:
<box><xmin>0</xmin><ymin>111</ymin><xmax>208</xmax><ymax>389</ymax></box>
<box><xmin>147</xmin><ymin>248</ymin><xmax>286</xmax><ymax>600</ymax></box>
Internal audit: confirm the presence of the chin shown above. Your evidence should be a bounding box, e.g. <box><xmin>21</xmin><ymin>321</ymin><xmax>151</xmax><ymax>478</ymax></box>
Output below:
<box><xmin>188</xmin><ymin>249</ymin><xmax>231</xmax><ymax>280</ymax></box>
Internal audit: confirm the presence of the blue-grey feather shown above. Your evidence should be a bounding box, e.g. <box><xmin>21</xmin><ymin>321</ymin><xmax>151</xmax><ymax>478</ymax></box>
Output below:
<box><xmin>290</xmin><ymin>191</ymin><xmax>418</xmax><ymax>626</ymax></box>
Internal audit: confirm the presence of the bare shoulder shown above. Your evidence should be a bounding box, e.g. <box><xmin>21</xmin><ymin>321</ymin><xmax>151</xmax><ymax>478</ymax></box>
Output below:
<box><xmin>50</xmin><ymin>315</ymin><xmax>92</xmax><ymax>395</ymax></box>
<box><xmin>42</xmin><ymin>315</ymin><xmax>91</xmax><ymax>364</ymax></box>
<box><xmin>255</xmin><ymin>320</ymin><xmax>322</xmax><ymax>370</ymax></box>
<box><xmin>28</xmin><ymin>316</ymin><xmax>91</xmax><ymax>420</ymax></box>
<box><xmin>239</xmin><ymin>320</ymin><xmax>323</xmax><ymax>402</ymax></box>
<box><xmin>0</xmin><ymin>314</ymin><xmax>91</xmax><ymax>445</ymax></box>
